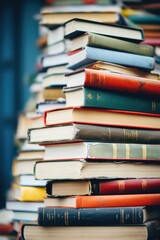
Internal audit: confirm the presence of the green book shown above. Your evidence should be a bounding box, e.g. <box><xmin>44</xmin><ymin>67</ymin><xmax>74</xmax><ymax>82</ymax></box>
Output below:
<box><xmin>63</xmin><ymin>86</ymin><xmax>160</xmax><ymax>114</ymax></box>
<box><xmin>69</xmin><ymin>32</ymin><xmax>154</xmax><ymax>57</ymax></box>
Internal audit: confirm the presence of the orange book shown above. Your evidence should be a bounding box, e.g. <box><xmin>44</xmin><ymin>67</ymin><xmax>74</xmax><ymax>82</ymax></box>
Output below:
<box><xmin>44</xmin><ymin>193</ymin><xmax>160</xmax><ymax>208</ymax></box>
<box><xmin>65</xmin><ymin>68</ymin><xmax>160</xmax><ymax>99</ymax></box>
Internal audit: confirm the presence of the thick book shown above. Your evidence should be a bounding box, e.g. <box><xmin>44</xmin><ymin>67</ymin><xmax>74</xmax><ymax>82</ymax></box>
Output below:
<box><xmin>64</xmin><ymin>18</ymin><xmax>144</xmax><ymax>42</ymax></box>
<box><xmin>21</xmin><ymin>220</ymin><xmax>160</xmax><ymax>240</ymax></box>
<box><xmin>44</xmin><ymin>193</ymin><xmax>160</xmax><ymax>208</ymax></box>
<box><xmin>63</xmin><ymin>86</ymin><xmax>160</xmax><ymax>113</ymax></box>
<box><xmin>43</xmin><ymin>141</ymin><xmax>160</xmax><ymax>161</ymax></box>
<box><xmin>27</xmin><ymin>123</ymin><xmax>160</xmax><ymax>144</ymax></box>
<box><xmin>42</xmin><ymin>107</ymin><xmax>160</xmax><ymax>129</ymax></box>
<box><xmin>65</xmin><ymin>68</ymin><xmax>160</xmax><ymax>99</ymax></box>
<box><xmin>34</xmin><ymin>159</ymin><xmax>160</xmax><ymax>180</ymax></box>
<box><xmin>46</xmin><ymin>178</ymin><xmax>160</xmax><ymax>197</ymax></box>
<box><xmin>67</xmin><ymin>32</ymin><xmax>154</xmax><ymax>56</ymax></box>
<box><xmin>67</xmin><ymin>46</ymin><xmax>155</xmax><ymax>70</ymax></box>
<box><xmin>38</xmin><ymin>207</ymin><xmax>144</xmax><ymax>226</ymax></box>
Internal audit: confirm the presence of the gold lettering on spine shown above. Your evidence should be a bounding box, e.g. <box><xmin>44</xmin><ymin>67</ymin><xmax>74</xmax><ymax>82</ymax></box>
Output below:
<box><xmin>118</xmin><ymin>180</ymin><xmax>125</xmax><ymax>193</ymax></box>
<box><xmin>87</xmin><ymin>93</ymin><xmax>93</xmax><ymax>100</ymax></box>
<box><xmin>142</xmin><ymin>145</ymin><xmax>147</xmax><ymax>159</ymax></box>
<box><xmin>96</xmin><ymin>93</ymin><xmax>101</xmax><ymax>100</ymax></box>
<box><xmin>142</xmin><ymin>179</ymin><xmax>148</xmax><ymax>190</ymax></box>
<box><xmin>64</xmin><ymin>211</ymin><xmax>69</xmax><ymax>225</ymax></box>
<box><xmin>125</xmin><ymin>144</ymin><xmax>130</xmax><ymax>159</ymax></box>
<box><xmin>152</xmin><ymin>101</ymin><xmax>157</xmax><ymax>112</ymax></box>
<box><xmin>112</xmin><ymin>144</ymin><xmax>117</xmax><ymax>159</ymax></box>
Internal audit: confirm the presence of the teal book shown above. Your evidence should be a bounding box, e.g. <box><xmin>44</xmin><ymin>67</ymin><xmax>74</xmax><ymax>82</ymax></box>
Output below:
<box><xmin>63</xmin><ymin>86</ymin><xmax>160</xmax><ymax>114</ymax></box>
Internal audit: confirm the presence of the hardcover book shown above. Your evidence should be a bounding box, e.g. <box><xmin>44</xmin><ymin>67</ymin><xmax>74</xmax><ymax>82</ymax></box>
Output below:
<box><xmin>27</xmin><ymin>123</ymin><xmax>160</xmax><ymax>144</ymax></box>
<box><xmin>44</xmin><ymin>193</ymin><xmax>160</xmax><ymax>208</ymax></box>
<box><xmin>65</xmin><ymin>68</ymin><xmax>160</xmax><ymax>99</ymax></box>
<box><xmin>64</xmin><ymin>86</ymin><xmax>160</xmax><ymax>113</ymax></box>
<box><xmin>66</xmin><ymin>32</ymin><xmax>153</xmax><ymax>56</ymax></box>
<box><xmin>43</xmin><ymin>141</ymin><xmax>160</xmax><ymax>161</ymax></box>
<box><xmin>46</xmin><ymin>178</ymin><xmax>160</xmax><ymax>196</ymax></box>
<box><xmin>67</xmin><ymin>46</ymin><xmax>155</xmax><ymax>70</ymax></box>
<box><xmin>64</xmin><ymin>18</ymin><xmax>144</xmax><ymax>42</ymax></box>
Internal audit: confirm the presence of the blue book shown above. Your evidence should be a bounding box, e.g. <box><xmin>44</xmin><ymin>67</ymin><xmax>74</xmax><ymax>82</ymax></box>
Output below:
<box><xmin>68</xmin><ymin>46</ymin><xmax>155</xmax><ymax>70</ymax></box>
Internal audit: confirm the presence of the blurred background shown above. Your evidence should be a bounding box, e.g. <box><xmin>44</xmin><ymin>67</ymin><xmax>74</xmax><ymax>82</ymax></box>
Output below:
<box><xmin>0</xmin><ymin>0</ymin><xmax>44</xmax><ymax>208</ymax></box>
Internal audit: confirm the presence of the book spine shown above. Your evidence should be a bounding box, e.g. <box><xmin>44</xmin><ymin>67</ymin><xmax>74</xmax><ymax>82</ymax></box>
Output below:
<box><xmin>82</xmin><ymin>87</ymin><xmax>160</xmax><ymax>114</ymax></box>
<box><xmin>84</xmin><ymin>69</ymin><xmax>160</xmax><ymax>99</ymax></box>
<box><xmin>76</xmin><ymin>193</ymin><xmax>160</xmax><ymax>208</ymax></box>
<box><xmin>38</xmin><ymin>207</ymin><xmax>143</xmax><ymax>226</ymax></box>
<box><xmin>88</xmin><ymin>143</ymin><xmax>160</xmax><ymax>160</ymax></box>
<box><xmin>86</xmin><ymin>46</ymin><xmax>155</xmax><ymax>70</ymax></box>
<box><xmin>87</xmin><ymin>33</ymin><xmax>154</xmax><ymax>57</ymax></box>
<box><xmin>75</xmin><ymin>124</ymin><xmax>160</xmax><ymax>144</ymax></box>
<box><xmin>92</xmin><ymin>179</ymin><xmax>160</xmax><ymax>195</ymax></box>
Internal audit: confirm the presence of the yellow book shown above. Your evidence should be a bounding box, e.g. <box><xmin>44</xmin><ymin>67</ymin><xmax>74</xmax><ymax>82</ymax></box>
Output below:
<box><xmin>13</xmin><ymin>184</ymin><xmax>46</xmax><ymax>201</ymax></box>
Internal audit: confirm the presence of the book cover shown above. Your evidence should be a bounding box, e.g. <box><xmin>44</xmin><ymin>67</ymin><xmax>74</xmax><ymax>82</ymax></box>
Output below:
<box><xmin>68</xmin><ymin>32</ymin><xmax>154</xmax><ymax>56</ymax></box>
<box><xmin>43</xmin><ymin>141</ymin><xmax>160</xmax><ymax>161</ymax></box>
<box><xmin>65</xmin><ymin>68</ymin><xmax>160</xmax><ymax>99</ymax></box>
<box><xmin>44</xmin><ymin>193</ymin><xmax>160</xmax><ymax>208</ymax></box>
<box><xmin>64</xmin><ymin>18</ymin><xmax>144</xmax><ymax>42</ymax></box>
<box><xmin>68</xmin><ymin>46</ymin><xmax>155</xmax><ymax>70</ymax></box>
<box><xmin>63</xmin><ymin>86</ymin><xmax>160</xmax><ymax>113</ymax></box>
<box><xmin>38</xmin><ymin>207</ymin><xmax>144</xmax><ymax>226</ymax></box>
<box><xmin>28</xmin><ymin>123</ymin><xmax>160</xmax><ymax>144</ymax></box>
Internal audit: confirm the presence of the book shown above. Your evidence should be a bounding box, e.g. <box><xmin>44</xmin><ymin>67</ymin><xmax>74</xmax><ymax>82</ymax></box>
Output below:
<box><xmin>14</xmin><ymin>175</ymin><xmax>47</xmax><ymax>187</ymax></box>
<box><xmin>67</xmin><ymin>46</ymin><xmax>155</xmax><ymax>70</ymax></box>
<box><xmin>66</xmin><ymin>32</ymin><xmax>154</xmax><ymax>56</ymax></box>
<box><xmin>34</xmin><ymin>159</ymin><xmax>160</xmax><ymax>180</ymax></box>
<box><xmin>43</xmin><ymin>87</ymin><xmax>65</xmax><ymax>101</ymax></box>
<box><xmin>41</xmin><ymin>53</ymin><xmax>68</xmax><ymax>69</ymax></box>
<box><xmin>21</xmin><ymin>220</ymin><xmax>160</xmax><ymax>240</ymax></box>
<box><xmin>42</xmin><ymin>106</ymin><xmax>160</xmax><ymax>129</ymax></box>
<box><xmin>44</xmin><ymin>193</ymin><xmax>160</xmax><ymax>208</ymax></box>
<box><xmin>86</xmin><ymin>61</ymin><xmax>160</xmax><ymax>80</ymax></box>
<box><xmin>46</xmin><ymin>178</ymin><xmax>160</xmax><ymax>196</ymax></box>
<box><xmin>12</xmin><ymin>159</ymin><xmax>41</xmax><ymax>176</ymax></box>
<box><xmin>17</xmin><ymin>149</ymin><xmax>44</xmax><ymax>160</ymax></box>
<box><xmin>13</xmin><ymin>185</ymin><xmax>46</xmax><ymax>202</ymax></box>
<box><xmin>40</xmin><ymin>11</ymin><xmax>123</xmax><ymax>26</ymax></box>
<box><xmin>42</xmin><ymin>72</ymin><xmax>68</xmax><ymax>88</ymax></box>
<box><xmin>65</xmin><ymin>68</ymin><xmax>160</xmax><ymax>99</ymax></box>
<box><xmin>43</xmin><ymin>141</ymin><xmax>160</xmax><ymax>161</ymax></box>
<box><xmin>36</xmin><ymin>100</ymin><xmax>66</xmax><ymax>114</ymax></box>
<box><xmin>6</xmin><ymin>200</ymin><xmax>44</xmax><ymax>212</ymax></box>
<box><xmin>27</xmin><ymin>123</ymin><xmax>160</xmax><ymax>144</ymax></box>
<box><xmin>63</xmin><ymin>86</ymin><xmax>160</xmax><ymax>113</ymax></box>
<box><xmin>38</xmin><ymin>207</ymin><xmax>144</xmax><ymax>226</ymax></box>
<box><xmin>12</xmin><ymin>210</ymin><xmax>37</xmax><ymax>222</ymax></box>
<box><xmin>47</xmin><ymin>25</ymin><xmax>65</xmax><ymax>46</ymax></box>
<box><xmin>64</xmin><ymin>18</ymin><xmax>144</xmax><ymax>42</ymax></box>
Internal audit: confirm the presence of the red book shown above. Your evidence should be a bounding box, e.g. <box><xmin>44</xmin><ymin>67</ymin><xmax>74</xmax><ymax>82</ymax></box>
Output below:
<box><xmin>93</xmin><ymin>178</ymin><xmax>160</xmax><ymax>195</ymax></box>
<box><xmin>65</xmin><ymin>68</ymin><xmax>160</xmax><ymax>99</ymax></box>
<box><xmin>44</xmin><ymin>193</ymin><xmax>160</xmax><ymax>208</ymax></box>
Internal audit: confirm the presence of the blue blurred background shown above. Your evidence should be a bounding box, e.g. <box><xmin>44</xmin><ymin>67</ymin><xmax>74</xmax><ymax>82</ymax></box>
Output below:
<box><xmin>0</xmin><ymin>0</ymin><xmax>43</xmax><ymax>208</ymax></box>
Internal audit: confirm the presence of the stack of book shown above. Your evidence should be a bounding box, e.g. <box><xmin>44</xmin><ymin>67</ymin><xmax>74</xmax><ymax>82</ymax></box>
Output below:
<box><xmin>121</xmin><ymin>1</ymin><xmax>160</xmax><ymax>73</ymax></box>
<box><xmin>21</xmin><ymin>15</ymin><xmax>160</xmax><ymax>240</ymax></box>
